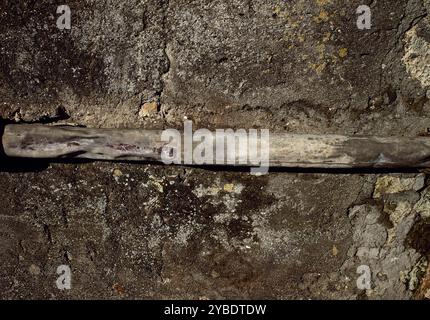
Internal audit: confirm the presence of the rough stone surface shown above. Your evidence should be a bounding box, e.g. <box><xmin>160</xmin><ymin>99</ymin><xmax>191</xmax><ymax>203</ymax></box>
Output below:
<box><xmin>1</xmin><ymin>0</ymin><xmax>430</xmax><ymax>299</ymax></box>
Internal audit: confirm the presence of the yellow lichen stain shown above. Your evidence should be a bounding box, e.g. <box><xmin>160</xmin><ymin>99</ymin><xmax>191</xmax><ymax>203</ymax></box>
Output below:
<box><xmin>316</xmin><ymin>0</ymin><xmax>331</xmax><ymax>6</ymax></box>
<box><xmin>314</xmin><ymin>10</ymin><xmax>330</xmax><ymax>23</ymax></box>
<box><xmin>139</xmin><ymin>101</ymin><xmax>158</xmax><ymax>118</ymax></box>
<box><xmin>311</xmin><ymin>62</ymin><xmax>327</xmax><ymax>75</ymax></box>
<box><xmin>150</xmin><ymin>181</ymin><xmax>164</xmax><ymax>193</ymax></box>
<box><xmin>273</xmin><ymin>6</ymin><xmax>289</xmax><ymax>18</ymax></box>
<box><xmin>149</xmin><ymin>175</ymin><xmax>164</xmax><ymax>193</ymax></box>
<box><xmin>339</xmin><ymin>47</ymin><xmax>348</xmax><ymax>58</ymax></box>
<box><xmin>113</xmin><ymin>168</ymin><xmax>123</xmax><ymax>178</ymax></box>
<box><xmin>223</xmin><ymin>184</ymin><xmax>235</xmax><ymax>193</ymax></box>
<box><xmin>332</xmin><ymin>245</ymin><xmax>339</xmax><ymax>257</ymax></box>
<box><xmin>208</xmin><ymin>186</ymin><xmax>222</xmax><ymax>195</ymax></box>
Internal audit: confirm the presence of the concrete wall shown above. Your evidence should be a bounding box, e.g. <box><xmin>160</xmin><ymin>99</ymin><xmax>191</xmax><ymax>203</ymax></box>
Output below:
<box><xmin>1</xmin><ymin>0</ymin><xmax>430</xmax><ymax>299</ymax></box>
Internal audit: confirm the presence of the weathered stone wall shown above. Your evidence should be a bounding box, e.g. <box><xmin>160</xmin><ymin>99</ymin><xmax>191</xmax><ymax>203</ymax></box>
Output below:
<box><xmin>0</xmin><ymin>0</ymin><xmax>430</xmax><ymax>299</ymax></box>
